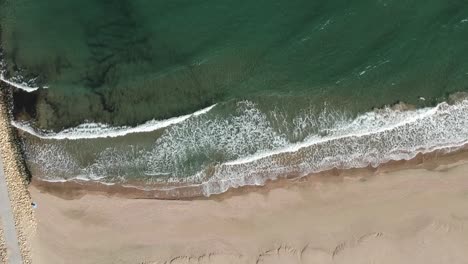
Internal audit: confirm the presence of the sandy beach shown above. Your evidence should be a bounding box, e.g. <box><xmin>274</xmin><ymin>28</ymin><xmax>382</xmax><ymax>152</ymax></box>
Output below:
<box><xmin>29</xmin><ymin>153</ymin><xmax>468</xmax><ymax>264</ymax></box>
<box><xmin>3</xmin><ymin>3</ymin><xmax>468</xmax><ymax>263</ymax></box>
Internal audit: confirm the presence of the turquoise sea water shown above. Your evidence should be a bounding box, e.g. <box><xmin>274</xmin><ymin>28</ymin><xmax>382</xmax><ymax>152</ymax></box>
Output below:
<box><xmin>2</xmin><ymin>0</ymin><xmax>468</xmax><ymax>195</ymax></box>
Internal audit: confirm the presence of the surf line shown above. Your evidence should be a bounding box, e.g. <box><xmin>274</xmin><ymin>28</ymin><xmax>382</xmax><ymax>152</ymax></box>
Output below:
<box><xmin>224</xmin><ymin>102</ymin><xmax>444</xmax><ymax>166</ymax></box>
<box><xmin>12</xmin><ymin>104</ymin><xmax>217</xmax><ymax>140</ymax></box>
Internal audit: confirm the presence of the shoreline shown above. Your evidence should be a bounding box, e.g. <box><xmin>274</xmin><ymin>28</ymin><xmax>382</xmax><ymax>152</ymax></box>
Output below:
<box><xmin>30</xmin><ymin>146</ymin><xmax>468</xmax><ymax>263</ymax></box>
<box><xmin>31</xmin><ymin>143</ymin><xmax>468</xmax><ymax>201</ymax></box>
<box><xmin>21</xmin><ymin>95</ymin><xmax>468</xmax><ymax>197</ymax></box>
<box><xmin>2</xmin><ymin>68</ymin><xmax>468</xmax><ymax>264</ymax></box>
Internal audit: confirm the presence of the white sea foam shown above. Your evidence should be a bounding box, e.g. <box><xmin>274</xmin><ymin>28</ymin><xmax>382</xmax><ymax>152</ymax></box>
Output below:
<box><xmin>40</xmin><ymin>178</ymin><xmax>67</xmax><ymax>183</ymax></box>
<box><xmin>13</xmin><ymin>104</ymin><xmax>217</xmax><ymax>140</ymax></box>
<box><xmin>0</xmin><ymin>73</ymin><xmax>40</xmax><ymax>92</ymax></box>
<box><xmin>225</xmin><ymin>104</ymin><xmax>437</xmax><ymax>166</ymax></box>
<box><xmin>21</xmin><ymin>99</ymin><xmax>468</xmax><ymax>196</ymax></box>
<box><xmin>0</xmin><ymin>76</ymin><xmax>37</xmax><ymax>91</ymax></box>
<box><xmin>40</xmin><ymin>176</ymin><xmax>116</xmax><ymax>185</ymax></box>
<box><xmin>198</xmin><ymin>100</ymin><xmax>468</xmax><ymax>195</ymax></box>
<box><xmin>0</xmin><ymin>49</ymin><xmax>43</xmax><ymax>92</ymax></box>
<box><xmin>143</xmin><ymin>100</ymin><xmax>290</xmax><ymax>177</ymax></box>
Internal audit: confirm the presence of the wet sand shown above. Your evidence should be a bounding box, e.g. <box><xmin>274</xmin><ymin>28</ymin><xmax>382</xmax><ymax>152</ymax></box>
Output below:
<box><xmin>31</xmin><ymin>152</ymin><xmax>468</xmax><ymax>264</ymax></box>
<box><xmin>30</xmin><ymin>144</ymin><xmax>468</xmax><ymax>201</ymax></box>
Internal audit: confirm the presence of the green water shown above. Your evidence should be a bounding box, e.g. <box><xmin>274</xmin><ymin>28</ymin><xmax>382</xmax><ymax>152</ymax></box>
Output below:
<box><xmin>2</xmin><ymin>0</ymin><xmax>468</xmax><ymax>130</ymax></box>
<box><xmin>2</xmin><ymin>0</ymin><xmax>468</xmax><ymax>192</ymax></box>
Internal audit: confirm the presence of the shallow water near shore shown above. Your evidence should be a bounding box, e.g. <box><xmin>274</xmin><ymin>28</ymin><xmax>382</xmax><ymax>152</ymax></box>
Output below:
<box><xmin>2</xmin><ymin>0</ymin><xmax>468</xmax><ymax>194</ymax></box>
<box><xmin>17</xmin><ymin>98</ymin><xmax>468</xmax><ymax>196</ymax></box>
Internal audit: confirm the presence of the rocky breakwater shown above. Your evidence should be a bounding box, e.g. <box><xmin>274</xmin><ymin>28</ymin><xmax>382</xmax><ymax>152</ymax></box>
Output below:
<box><xmin>0</xmin><ymin>227</ymin><xmax>5</xmax><ymax>264</ymax></box>
<box><xmin>0</xmin><ymin>84</ymin><xmax>36</xmax><ymax>264</ymax></box>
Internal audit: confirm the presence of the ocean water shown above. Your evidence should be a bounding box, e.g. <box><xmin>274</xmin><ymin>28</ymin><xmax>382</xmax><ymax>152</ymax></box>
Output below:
<box><xmin>1</xmin><ymin>0</ymin><xmax>468</xmax><ymax>195</ymax></box>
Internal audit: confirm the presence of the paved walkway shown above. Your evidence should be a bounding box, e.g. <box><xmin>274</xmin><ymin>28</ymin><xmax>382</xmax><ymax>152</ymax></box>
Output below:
<box><xmin>0</xmin><ymin>156</ymin><xmax>23</xmax><ymax>264</ymax></box>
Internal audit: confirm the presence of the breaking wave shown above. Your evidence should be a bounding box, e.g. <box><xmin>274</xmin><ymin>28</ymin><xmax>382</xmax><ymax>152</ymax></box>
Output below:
<box><xmin>13</xmin><ymin>104</ymin><xmax>217</xmax><ymax>139</ymax></box>
<box><xmin>20</xmin><ymin>98</ymin><xmax>468</xmax><ymax>196</ymax></box>
<box><xmin>0</xmin><ymin>46</ymin><xmax>44</xmax><ymax>93</ymax></box>
<box><xmin>0</xmin><ymin>73</ymin><xmax>41</xmax><ymax>92</ymax></box>
<box><xmin>199</xmin><ymin>100</ymin><xmax>468</xmax><ymax>195</ymax></box>
<box><xmin>0</xmin><ymin>49</ymin><xmax>44</xmax><ymax>92</ymax></box>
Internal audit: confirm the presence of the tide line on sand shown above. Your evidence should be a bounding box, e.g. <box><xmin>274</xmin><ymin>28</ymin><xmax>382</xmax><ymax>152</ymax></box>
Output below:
<box><xmin>12</xmin><ymin>104</ymin><xmax>217</xmax><ymax>140</ymax></box>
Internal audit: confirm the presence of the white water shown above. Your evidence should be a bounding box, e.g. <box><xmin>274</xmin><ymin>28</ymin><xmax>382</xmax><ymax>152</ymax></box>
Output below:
<box><xmin>13</xmin><ymin>104</ymin><xmax>217</xmax><ymax>139</ymax></box>
<box><xmin>198</xmin><ymin>100</ymin><xmax>468</xmax><ymax>195</ymax></box>
<box><xmin>225</xmin><ymin>104</ymin><xmax>438</xmax><ymax>166</ymax></box>
<box><xmin>0</xmin><ymin>49</ymin><xmax>42</xmax><ymax>92</ymax></box>
<box><xmin>0</xmin><ymin>73</ymin><xmax>40</xmax><ymax>92</ymax></box>
<box><xmin>21</xmin><ymin>99</ymin><xmax>468</xmax><ymax>196</ymax></box>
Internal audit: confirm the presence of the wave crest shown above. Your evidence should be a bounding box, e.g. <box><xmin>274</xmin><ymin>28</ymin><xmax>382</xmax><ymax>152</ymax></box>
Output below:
<box><xmin>19</xmin><ymin>99</ymin><xmax>468</xmax><ymax>196</ymax></box>
<box><xmin>13</xmin><ymin>104</ymin><xmax>217</xmax><ymax>139</ymax></box>
<box><xmin>200</xmin><ymin>100</ymin><xmax>468</xmax><ymax>195</ymax></box>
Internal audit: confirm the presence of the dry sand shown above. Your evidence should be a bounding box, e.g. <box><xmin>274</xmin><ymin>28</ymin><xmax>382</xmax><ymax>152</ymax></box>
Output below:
<box><xmin>30</xmin><ymin>156</ymin><xmax>468</xmax><ymax>264</ymax></box>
